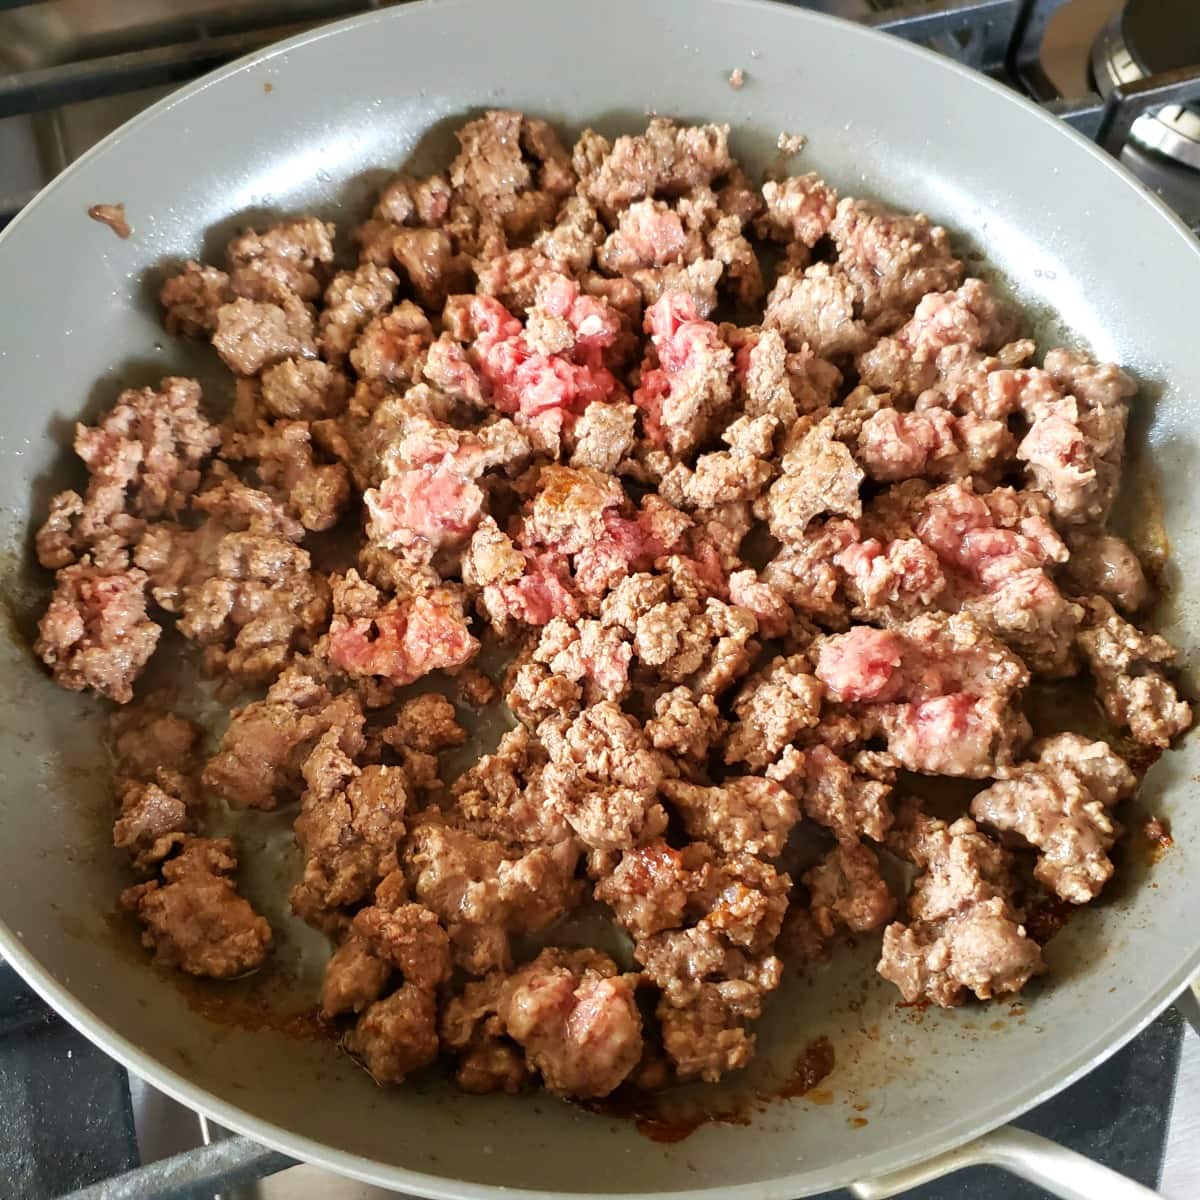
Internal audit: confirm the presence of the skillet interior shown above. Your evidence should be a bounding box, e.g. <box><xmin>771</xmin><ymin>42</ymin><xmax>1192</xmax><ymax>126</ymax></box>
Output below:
<box><xmin>0</xmin><ymin>1</ymin><xmax>1198</xmax><ymax>1196</ymax></box>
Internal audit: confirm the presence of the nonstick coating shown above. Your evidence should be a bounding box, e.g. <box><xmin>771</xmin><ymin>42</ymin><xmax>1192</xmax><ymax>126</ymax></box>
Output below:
<box><xmin>0</xmin><ymin>2</ymin><xmax>1198</xmax><ymax>1196</ymax></box>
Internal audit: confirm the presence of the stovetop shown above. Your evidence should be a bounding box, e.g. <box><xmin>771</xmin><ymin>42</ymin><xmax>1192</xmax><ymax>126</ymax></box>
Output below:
<box><xmin>1</xmin><ymin>2</ymin><xmax>1198</xmax><ymax>1198</ymax></box>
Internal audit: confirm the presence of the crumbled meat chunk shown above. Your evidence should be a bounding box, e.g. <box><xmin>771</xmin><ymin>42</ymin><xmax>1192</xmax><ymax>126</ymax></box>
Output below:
<box><xmin>725</xmin><ymin>655</ymin><xmax>824</xmax><ymax>770</ymax></box>
<box><xmin>878</xmin><ymin>810</ymin><xmax>1042</xmax><ymax>1006</ymax></box>
<box><xmin>498</xmin><ymin>948</ymin><xmax>642</xmax><ymax>1098</ymax></box>
<box><xmin>121</xmin><ymin>837</ymin><xmax>272</xmax><ymax>978</ymax></box>
<box><xmin>764</xmin><ymin>264</ymin><xmax>869</xmax><ymax>358</ymax></box>
<box><xmin>318</xmin><ymin>263</ymin><xmax>398</xmax><ymax>363</ymax></box>
<box><xmin>260</xmin><ymin>358</ymin><xmax>350</xmax><ymax>421</ymax></box>
<box><xmin>971</xmin><ymin>734</ymin><xmax>1135</xmax><ymax>903</ymax></box>
<box><xmin>762</xmin><ymin>418</ymin><xmax>862</xmax><ymax>544</ymax></box>
<box><xmin>540</xmin><ymin>702</ymin><xmax>668</xmax><ymax>850</ymax></box>
<box><xmin>227</xmin><ymin>216</ymin><xmax>334</xmax><ymax>303</ymax></box>
<box><xmin>830</xmin><ymin>197</ymin><xmax>962</xmax><ymax>330</ymax></box>
<box><xmin>203</xmin><ymin>675</ymin><xmax>359</xmax><ymax>810</ymax></box>
<box><xmin>161</xmin><ymin>261</ymin><xmax>232</xmax><ymax>337</ymax></box>
<box><xmin>1076</xmin><ymin>596</ymin><xmax>1191</xmax><ymax>747</ymax></box>
<box><xmin>35</xmin><ymin>563</ymin><xmax>159</xmax><ymax>703</ymax></box>
<box><xmin>213</xmin><ymin>294</ymin><xmax>317</xmax><ymax>376</ymax></box>
<box><xmin>1062</xmin><ymin>532</ymin><xmax>1149</xmax><ymax>614</ymax></box>
<box><xmin>345</xmin><ymin>984</ymin><xmax>440</xmax><ymax>1083</ymax></box>
<box><xmin>661</xmin><ymin>776</ymin><xmax>798</xmax><ymax>858</ymax></box>
<box><xmin>804</xmin><ymin>842</ymin><xmax>895</xmax><ymax>936</ymax></box>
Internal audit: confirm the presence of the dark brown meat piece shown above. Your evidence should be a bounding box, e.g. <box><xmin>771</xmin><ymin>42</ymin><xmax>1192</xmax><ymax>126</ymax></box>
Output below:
<box><xmin>213</xmin><ymin>294</ymin><xmax>317</xmax><ymax>376</ymax></box>
<box><xmin>539</xmin><ymin>701</ymin><xmax>668</xmax><ymax>851</ymax></box>
<box><xmin>226</xmin><ymin>215</ymin><xmax>334</xmax><ymax>304</ymax></box>
<box><xmin>121</xmin><ymin>837</ymin><xmax>271</xmax><ymax>979</ymax></box>
<box><xmin>202</xmin><ymin>672</ymin><xmax>359</xmax><ymax>810</ymax></box>
<box><xmin>345</xmin><ymin>984</ymin><xmax>440</xmax><ymax>1084</ymax></box>
<box><xmin>660</xmin><ymin>776</ymin><xmax>798</xmax><ymax>859</ymax></box>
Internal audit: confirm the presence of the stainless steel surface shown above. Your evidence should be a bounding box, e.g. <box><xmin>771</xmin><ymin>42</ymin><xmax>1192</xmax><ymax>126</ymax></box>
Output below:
<box><xmin>1091</xmin><ymin>10</ymin><xmax>1200</xmax><ymax>169</ymax></box>
<box><xmin>1163</xmin><ymin>1018</ymin><xmax>1200</xmax><ymax>1200</ymax></box>
<box><xmin>850</xmin><ymin>1127</ymin><xmax>1164</xmax><ymax>1200</ymax></box>
<box><xmin>0</xmin><ymin>1</ymin><xmax>1199</xmax><ymax>1198</ymax></box>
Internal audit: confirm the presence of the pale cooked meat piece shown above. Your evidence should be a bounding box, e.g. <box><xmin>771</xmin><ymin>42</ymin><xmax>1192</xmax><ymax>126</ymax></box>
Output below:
<box><xmin>1016</xmin><ymin>349</ymin><xmax>1136</xmax><ymax>525</ymax></box>
<box><xmin>226</xmin><ymin>215</ymin><xmax>334</xmax><ymax>303</ymax></box>
<box><xmin>570</xmin><ymin>400</ymin><xmax>638</xmax><ymax>473</ymax></box>
<box><xmin>1076</xmin><ymin>596</ymin><xmax>1192</xmax><ymax>747</ymax></box>
<box><xmin>724</xmin><ymin>655</ymin><xmax>824</xmax><ymax>770</ymax></box>
<box><xmin>830</xmin><ymin>196</ymin><xmax>962</xmax><ymax>330</ymax></box>
<box><xmin>260</xmin><ymin>358</ymin><xmax>350</xmax><ymax>421</ymax></box>
<box><xmin>799</xmin><ymin>745</ymin><xmax>895</xmax><ymax>844</ymax></box>
<box><xmin>120</xmin><ymin>836</ymin><xmax>271</xmax><ymax>979</ymax></box>
<box><xmin>35</xmin><ymin>562</ymin><xmax>160</xmax><ymax>703</ymax></box>
<box><xmin>971</xmin><ymin>734</ymin><xmax>1135</xmax><ymax>903</ymax></box>
<box><xmin>36</xmin><ymin>377</ymin><xmax>220</xmax><ymax>569</ymax></box>
<box><xmin>498</xmin><ymin>948</ymin><xmax>642</xmax><ymax>1098</ymax></box>
<box><xmin>160</xmin><ymin>261</ymin><xmax>232</xmax><ymax>337</ymax></box>
<box><xmin>764</xmin><ymin>263</ymin><xmax>870</xmax><ymax>358</ymax></box>
<box><xmin>581</xmin><ymin>117</ymin><xmax>733</xmax><ymax>220</ymax></box>
<box><xmin>539</xmin><ymin>701</ymin><xmax>668</xmax><ymax>851</ymax></box>
<box><xmin>756</xmin><ymin>174</ymin><xmax>838</xmax><ymax>248</ymax></box>
<box><xmin>660</xmin><ymin>776</ymin><xmax>799</xmax><ymax>858</ymax></box>
<box><xmin>804</xmin><ymin>842</ymin><xmax>896</xmax><ymax>936</ymax></box>
<box><xmin>213</xmin><ymin>294</ymin><xmax>317</xmax><ymax>376</ymax></box>
<box><xmin>645</xmin><ymin>686</ymin><xmax>725</xmax><ymax>761</ymax></box>
<box><xmin>318</xmin><ymin>263</ymin><xmax>399</xmax><ymax>363</ymax></box>
<box><xmin>1062</xmin><ymin>531</ymin><xmax>1149</xmax><ymax>614</ymax></box>
<box><xmin>761</xmin><ymin>418</ymin><xmax>863</xmax><ymax>544</ymax></box>
<box><xmin>878</xmin><ymin>811</ymin><xmax>1042</xmax><ymax>1007</ymax></box>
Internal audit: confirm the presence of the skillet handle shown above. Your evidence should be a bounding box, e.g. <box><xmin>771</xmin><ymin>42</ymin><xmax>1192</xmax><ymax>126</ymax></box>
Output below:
<box><xmin>849</xmin><ymin>1125</ymin><xmax>1163</xmax><ymax>1200</ymax></box>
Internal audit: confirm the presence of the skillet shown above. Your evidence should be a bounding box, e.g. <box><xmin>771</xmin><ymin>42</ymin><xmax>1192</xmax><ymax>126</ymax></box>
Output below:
<box><xmin>0</xmin><ymin>1</ymin><xmax>1198</xmax><ymax>1196</ymax></box>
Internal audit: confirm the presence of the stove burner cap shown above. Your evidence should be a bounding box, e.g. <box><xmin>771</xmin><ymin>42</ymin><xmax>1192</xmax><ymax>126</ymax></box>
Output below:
<box><xmin>1092</xmin><ymin>3</ymin><xmax>1200</xmax><ymax>171</ymax></box>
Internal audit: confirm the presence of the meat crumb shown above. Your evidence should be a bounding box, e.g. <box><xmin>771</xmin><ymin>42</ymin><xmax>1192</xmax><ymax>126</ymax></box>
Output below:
<box><xmin>728</xmin><ymin>68</ymin><xmax>746</xmax><ymax>90</ymax></box>
<box><xmin>88</xmin><ymin>203</ymin><xmax>131</xmax><ymax>238</ymax></box>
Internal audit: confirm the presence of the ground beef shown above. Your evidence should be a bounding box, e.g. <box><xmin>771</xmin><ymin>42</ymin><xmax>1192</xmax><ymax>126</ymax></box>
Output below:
<box><xmin>804</xmin><ymin>842</ymin><xmax>896</xmax><ymax>937</ymax></box>
<box><xmin>34</xmin><ymin>110</ymin><xmax>1191</xmax><ymax>1105</ymax></box>
<box><xmin>36</xmin><ymin>377</ymin><xmax>220</xmax><ymax>572</ymax></box>
<box><xmin>35</xmin><ymin>563</ymin><xmax>160</xmax><ymax>703</ymax></box>
<box><xmin>971</xmin><ymin>733</ymin><xmax>1136</xmax><ymax>903</ymax></box>
<box><xmin>344</xmin><ymin>984</ymin><xmax>440</xmax><ymax>1083</ymax></box>
<box><xmin>661</xmin><ymin>776</ymin><xmax>799</xmax><ymax>858</ymax></box>
<box><xmin>202</xmin><ymin>670</ymin><xmax>359</xmax><ymax>809</ymax></box>
<box><xmin>121</xmin><ymin>836</ymin><xmax>272</xmax><ymax>979</ymax></box>
<box><xmin>497</xmin><ymin>948</ymin><xmax>642</xmax><ymax>1098</ymax></box>
<box><xmin>878</xmin><ymin>807</ymin><xmax>1043</xmax><ymax>1007</ymax></box>
<box><xmin>1076</xmin><ymin>596</ymin><xmax>1191</xmax><ymax>747</ymax></box>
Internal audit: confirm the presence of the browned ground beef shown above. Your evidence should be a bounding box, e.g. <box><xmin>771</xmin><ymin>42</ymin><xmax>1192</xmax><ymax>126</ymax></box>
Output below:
<box><xmin>33</xmin><ymin>110</ymin><xmax>1191</xmax><ymax>1099</ymax></box>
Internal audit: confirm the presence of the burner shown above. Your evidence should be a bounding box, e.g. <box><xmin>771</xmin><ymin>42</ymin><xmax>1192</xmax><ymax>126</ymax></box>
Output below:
<box><xmin>1092</xmin><ymin>0</ymin><xmax>1200</xmax><ymax>170</ymax></box>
